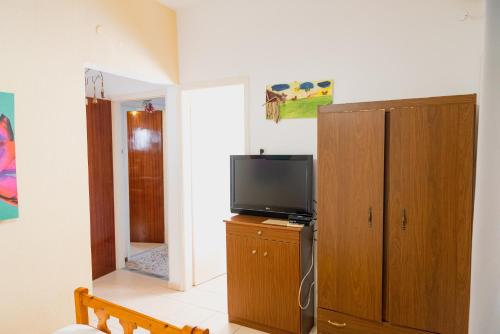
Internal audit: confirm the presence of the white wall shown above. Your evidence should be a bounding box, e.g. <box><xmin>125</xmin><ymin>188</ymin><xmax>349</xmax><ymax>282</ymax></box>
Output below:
<box><xmin>0</xmin><ymin>1</ymin><xmax>178</xmax><ymax>333</ymax></box>
<box><xmin>469</xmin><ymin>1</ymin><xmax>500</xmax><ymax>333</ymax></box>
<box><xmin>174</xmin><ymin>0</ymin><xmax>489</xmax><ymax>325</ymax></box>
<box><xmin>165</xmin><ymin>85</ymin><xmax>187</xmax><ymax>290</ymax></box>
<box><xmin>111</xmin><ymin>100</ymin><xmax>130</xmax><ymax>269</ymax></box>
<box><xmin>177</xmin><ymin>0</ymin><xmax>484</xmax><ymax>156</ymax></box>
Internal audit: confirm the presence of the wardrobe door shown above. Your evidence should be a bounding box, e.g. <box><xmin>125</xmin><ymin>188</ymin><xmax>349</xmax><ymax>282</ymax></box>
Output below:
<box><xmin>318</xmin><ymin>110</ymin><xmax>385</xmax><ymax>321</ymax></box>
<box><xmin>387</xmin><ymin>103</ymin><xmax>475</xmax><ymax>334</ymax></box>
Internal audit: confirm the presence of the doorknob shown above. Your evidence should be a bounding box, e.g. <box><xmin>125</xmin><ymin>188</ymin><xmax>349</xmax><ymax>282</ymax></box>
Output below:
<box><xmin>401</xmin><ymin>208</ymin><xmax>407</xmax><ymax>231</ymax></box>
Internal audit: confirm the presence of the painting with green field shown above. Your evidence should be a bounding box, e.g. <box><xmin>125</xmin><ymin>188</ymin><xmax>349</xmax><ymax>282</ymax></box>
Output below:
<box><xmin>265</xmin><ymin>80</ymin><xmax>333</xmax><ymax>122</ymax></box>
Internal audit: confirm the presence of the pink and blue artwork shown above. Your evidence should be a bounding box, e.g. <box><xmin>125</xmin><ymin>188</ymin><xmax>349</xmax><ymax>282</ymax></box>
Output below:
<box><xmin>0</xmin><ymin>92</ymin><xmax>18</xmax><ymax>220</ymax></box>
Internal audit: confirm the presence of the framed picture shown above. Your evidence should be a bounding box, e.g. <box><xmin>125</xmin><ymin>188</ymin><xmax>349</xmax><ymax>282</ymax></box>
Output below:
<box><xmin>266</xmin><ymin>79</ymin><xmax>333</xmax><ymax>122</ymax></box>
<box><xmin>0</xmin><ymin>92</ymin><xmax>18</xmax><ymax>220</ymax></box>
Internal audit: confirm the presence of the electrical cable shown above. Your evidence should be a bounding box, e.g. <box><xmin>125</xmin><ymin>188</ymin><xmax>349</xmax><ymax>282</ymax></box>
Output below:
<box><xmin>298</xmin><ymin>238</ymin><xmax>315</xmax><ymax>310</ymax></box>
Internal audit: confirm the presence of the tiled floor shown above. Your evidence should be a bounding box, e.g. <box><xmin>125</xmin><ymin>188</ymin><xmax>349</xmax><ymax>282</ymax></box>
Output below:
<box><xmin>129</xmin><ymin>242</ymin><xmax>164</xmax><ymax>256</ymax></box>
<box><xmin>92</xmin><ymin>269</ymin><xmax>262</xmax><ymax>334</ymax></box>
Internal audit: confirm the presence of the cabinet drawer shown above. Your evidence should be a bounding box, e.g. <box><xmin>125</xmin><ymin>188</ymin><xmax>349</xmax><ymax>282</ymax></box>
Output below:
<box><xmin>227</xmin><ymin>222</ymin><xmax>299</xmax><ymax>243</ymax></box>
<box><xmin>318</xmin><ymin>308</ymin><xmax>383</xmax><ymax>334</ymax></box>
<box><xmin>318</xmin><ymin>308</ymin><xmax>437</xmax><ymax>334</ymax></box>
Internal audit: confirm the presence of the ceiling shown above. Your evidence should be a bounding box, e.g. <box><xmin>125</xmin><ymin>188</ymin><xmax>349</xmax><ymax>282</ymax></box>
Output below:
<box><xmin>158</xmin><ymin>0</ymin><xmax>203</xmax><ymax>10</ymax></box>
<box><xmin>121</xmin><ymin>97</ymin><xmax>165</xmax><ymax>111</ymax></box>
<box><xmin>85</xmin><ymin>69</ymin><xmax>167</xmax><ymax>100</ymax></box>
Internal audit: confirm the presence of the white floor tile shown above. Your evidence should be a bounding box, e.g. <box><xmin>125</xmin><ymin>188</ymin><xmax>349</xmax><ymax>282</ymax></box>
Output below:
<box><xmin>234</xmin><ymin>326</ymin><xmax>267</xmax><ymax>334</ymax></box>
<box><xmin>196</xmin><ymin>275</ymin><xmax>228</xmax><ymax>295</ymax></box>
<box><xmin>91</xmin><ymin>271</ymin><xmax>288</xmax><ymax>334</ymax></box>
<box><xmin>168</xmin><ymin>287</ymin><xmax>228</xmax><ymax>313</ymax></box>
<box><xmin>199</xmin><ymin>312</ymin><xmax>241</xmax><ymax>334</ymax></box>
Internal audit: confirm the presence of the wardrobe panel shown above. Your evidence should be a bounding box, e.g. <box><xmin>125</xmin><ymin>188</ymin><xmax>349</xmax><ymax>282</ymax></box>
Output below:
<box><xmin>387</xmin><ymin>103</ymin><xmax>475</xmax><ymax>334</ymax></box>
<box><xmin>318</xmin><ymin>110</ymin><xmax>385</xmax><ymax>321</ymax></box>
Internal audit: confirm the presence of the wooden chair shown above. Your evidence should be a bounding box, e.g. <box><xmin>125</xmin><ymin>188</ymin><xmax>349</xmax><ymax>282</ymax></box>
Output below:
<box><xmin>74</xmin><ymin>287</ymin><xmax>209</xmax><ymax>334</ymax></box>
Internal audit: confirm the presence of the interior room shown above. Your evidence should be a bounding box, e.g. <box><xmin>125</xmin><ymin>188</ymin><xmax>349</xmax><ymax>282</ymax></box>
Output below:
<box><xmin>0</xmin><ymin>1</ymin><xmax>499</xmax><ymax>334</ymax></box>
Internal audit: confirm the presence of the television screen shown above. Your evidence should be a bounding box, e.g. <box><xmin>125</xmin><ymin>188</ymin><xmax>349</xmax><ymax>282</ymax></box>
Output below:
<box><xmin>230</xmin><ymin>155</ymin><xmax>313</xmax><ymax>218</ymax></box>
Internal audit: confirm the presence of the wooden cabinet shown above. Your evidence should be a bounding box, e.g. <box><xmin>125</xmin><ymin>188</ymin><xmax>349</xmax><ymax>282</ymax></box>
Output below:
<box><xmin>317</xmin><ymin>95</ymin><xmax>476</xmax><ymax>334</ymax></box>
<box><xmin>225</xmin><ymin>215</ymin><xmax>314</xmax><ymax>334</ymax></box>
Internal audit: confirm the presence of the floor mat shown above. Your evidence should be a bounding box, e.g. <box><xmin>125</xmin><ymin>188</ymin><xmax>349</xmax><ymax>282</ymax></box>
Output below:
<box><xmin>125</xmin><ymin>244</ymin><xmax>169</xmax><ymax>280</ymax></box>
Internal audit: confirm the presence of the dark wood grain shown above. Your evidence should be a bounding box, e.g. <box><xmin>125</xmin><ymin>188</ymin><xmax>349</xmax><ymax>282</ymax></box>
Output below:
<box><xmin>225</xmin><ymin>215</ymin><xmax>314</xmax><ymax>334</ymax></box>
<box><xmin>127</xmin><ymin>110</ymin><xmax>164</xmax><ymax>243</ymax></box>
<box><xmin>317</xmin><ymin>110</ymin><xmax>386</xmax><ymax>321</ymax></box>
<box><xmin>386</xmin><ymin>102</ymin><xmax>475</xmax><ymax>334</ymax></box>
<box><xmin>86</xmin><ymin>98</ymin><xmax>116</xmax><ymax>280</ymax></box>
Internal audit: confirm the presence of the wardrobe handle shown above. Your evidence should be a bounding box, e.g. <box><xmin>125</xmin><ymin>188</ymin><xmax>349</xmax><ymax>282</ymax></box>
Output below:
<box><xmin>251</xmin><ymin>249</ymin><xmax>257</xmax><ymax>255</ymax></box>
<box><xmin>401</xmin><ymin>208</ymin><xmax>407</xmax><ymax>231</ymax></box>
<box><xmin>368</xmin><ymin>207</ymin><xmax>373</xmax><ymax>228</ymax></box>
<box><xmin>327</xmin><ymin>320</ymin><xmax>347</xmax><ymax>328</ymax></box>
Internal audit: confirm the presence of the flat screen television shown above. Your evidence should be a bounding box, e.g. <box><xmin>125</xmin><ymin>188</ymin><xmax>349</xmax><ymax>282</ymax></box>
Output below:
<box><xmin>230</xmin><ymin>155</ymin><xmax>313</xmax><ymax>218</ymax></box>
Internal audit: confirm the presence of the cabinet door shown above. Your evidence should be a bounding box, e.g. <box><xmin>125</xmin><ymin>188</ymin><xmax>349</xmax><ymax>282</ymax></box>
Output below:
<box><xmin>263</xmin><ymin>239</ymin><xmax>300</xmax><ymax>333</ymax></box>
<box><xmin>387</xmin><ymin>104</ymin><xmax>475</xmax><ymax>334</ymax></box>
<box><xmin>226</xmin><ymin>233</ymin><xmax>263</xmax><ymax>323</ymax></box>
<box><xmin>318</xmin><ymin>110</ymin><xmax>385</xmax><ymax>321</ymax></box>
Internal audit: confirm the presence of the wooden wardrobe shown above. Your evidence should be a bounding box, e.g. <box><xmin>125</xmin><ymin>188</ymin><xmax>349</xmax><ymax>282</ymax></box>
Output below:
<box><xmin>317</xmin><ymin>95</ymin><xmax>476</xmax><ymax>334</ymax></box>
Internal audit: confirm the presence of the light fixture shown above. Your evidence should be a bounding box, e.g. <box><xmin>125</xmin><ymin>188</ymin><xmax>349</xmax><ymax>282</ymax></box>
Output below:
<box><xmin>143</xmin><ymin>100</ymin><xmax>155</xmax><ymax>113</ymax></box>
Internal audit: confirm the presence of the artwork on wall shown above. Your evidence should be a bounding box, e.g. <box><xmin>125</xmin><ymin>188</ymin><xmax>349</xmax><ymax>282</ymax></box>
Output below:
<box><xmin>0</xmin><ymin>92</ymin><xmax>18</xmax><ymax>220</ymax></box>
<box><xmin>265</xmin><ymin>79</ymin><xmax>333</xmax><ymax>123</ymax></box>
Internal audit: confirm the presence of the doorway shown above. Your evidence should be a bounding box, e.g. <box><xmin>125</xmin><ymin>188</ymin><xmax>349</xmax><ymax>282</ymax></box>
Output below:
<box><xmin>85</xmin><ymin>69</ymin><xmax>169</xmax><ymax>280</ymax></box>
<box><xmin>123</xmin><ymin>98</ymin><xmax>169</xmax><ymax>279</ymax></box>
<box><xmin>182</xmin><ymin>83</ymin><xmax>246</xmax><ymax>286</ymax></box>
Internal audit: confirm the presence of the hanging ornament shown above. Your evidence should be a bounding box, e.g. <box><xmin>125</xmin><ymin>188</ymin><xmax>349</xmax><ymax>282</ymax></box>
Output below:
<box><xmin>143</xmin><ymin>100</ymin><xmax>155</xmax><ymax>113</ymax></box>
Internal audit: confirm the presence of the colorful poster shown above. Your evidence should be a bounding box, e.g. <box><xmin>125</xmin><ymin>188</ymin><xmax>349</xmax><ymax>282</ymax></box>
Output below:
<box><xmin>0</xmin><ymin>92</ymin><xmax>18</xmax><ymax>220</ymax></box>
<box><xmin>266</xmin><ymin>79</ymin><xmax>333</xmax><ymax>122</ymax></box>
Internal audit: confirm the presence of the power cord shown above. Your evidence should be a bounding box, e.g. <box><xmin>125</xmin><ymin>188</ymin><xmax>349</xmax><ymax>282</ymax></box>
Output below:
<box><xmin>298</xmin><ymin>237</ymin><xmax>315</xmax><ymax>310</ymax></box>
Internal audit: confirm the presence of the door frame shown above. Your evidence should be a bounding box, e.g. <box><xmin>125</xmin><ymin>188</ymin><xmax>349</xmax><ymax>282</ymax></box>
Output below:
<box><xmin>111</xmin><ymin>91</ymin><xmax>169</xmax><ymax>270</ymax></box>
<box><xmin>84</xmin><ymin>64</ymin><xmax>174</xmax><ymax>283</ymax></box>
<box><xmin>180</xmin><ymin>77</ymin><xmax>250</xmax><ymax>289</ymax></box>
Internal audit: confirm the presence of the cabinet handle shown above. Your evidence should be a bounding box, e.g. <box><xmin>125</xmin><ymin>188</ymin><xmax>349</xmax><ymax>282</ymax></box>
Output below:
<box><xmin>263</xmin><ymin>251</ymin><xmax>268</xmax><ymax>257</ymax></box>
<box><xmin>368</xmin><ymin>207</ymin><xmax>373</xmax><ymax>228</ymax></box>
<box><xmin>251</xmin><ymin>249</ymin><xmax>257</xmax><ymax>255</ymax></box>
<box><xmin>257</xmin><ymin>230</ymin><xmax>262</xmax><ymax>236</ymax></box>
<box><xmin>401</xmin><ymin>208</ymin><xmax>407</xmax><ymax>231</ymax></box>
<box><xmin>327</xmin><ymin>320</ymin><xmax>347</xmax><ymax>328</ymax></box>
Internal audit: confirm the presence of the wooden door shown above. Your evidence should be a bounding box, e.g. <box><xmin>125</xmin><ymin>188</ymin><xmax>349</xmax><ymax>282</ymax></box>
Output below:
<box><xmin>86</xmin><ymin>98</ymin><xmax>116</xmax><ymax>280</ymax></box>
<box><xmin>387</xmin><ymin>103</ymin><xmax>475</xmax><ymax>334</ymax></box>
<box><xmin>127</xmin><ymin>110</ymin><xmax>164</xmax><ymax>243</ymax></box>
<box><xmin>263</xmin><ymin>239</ymin><xmax>300</xmax><ymax>332</ymax></box>
<box><xmin>226</xmin><ymin>233</ymin><xmax>263</xmax><ymax>323</ymax></box>
<box><xmin>317</xmin><ymin>110</ymin><xmax>385</xmax><ymax>321</ymax></box>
